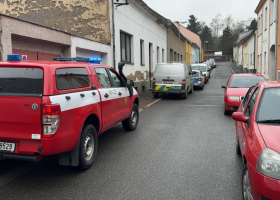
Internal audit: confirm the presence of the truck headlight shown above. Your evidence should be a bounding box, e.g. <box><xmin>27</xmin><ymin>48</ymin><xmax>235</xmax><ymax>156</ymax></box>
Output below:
<box><xmin>228</xmin><ymin>96</ymin><xmax>240</xmax><ymax>101</ymax></box>
<box><xmin>257</xmin><ymin>148</ymin><xmax>280</xmax><ymax>180</ymax></box>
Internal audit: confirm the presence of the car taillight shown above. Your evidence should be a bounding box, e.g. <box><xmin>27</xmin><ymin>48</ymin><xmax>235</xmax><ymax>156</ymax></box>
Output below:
<box><xmin>182</xmin><ymin>79</ymin><xmax>186</xmax><ymax>86</ymax></box>
<box><xmin>199</xmin><ymin>78</ymin><xmax>202</xmax><ymax>81</ymax></box>
<box><xmin>42</xmin><ymin>104</ymin><xmax>61</xmax><ymax>138</ymax></box>
<box><xmin>153</xmin><ymin>78</ymin><xmax>156</xmax><ymax>84</ymax></box>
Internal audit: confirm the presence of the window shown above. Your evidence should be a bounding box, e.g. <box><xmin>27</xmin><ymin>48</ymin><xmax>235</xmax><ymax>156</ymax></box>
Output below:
<box><xmin>242</xmin><ymin>86</ymin><xmax>256</xmax><ymax>112</ymax></box>
<box><xmin>108</xmin><ymin>69</ymin><xmax>124</xmax><ymax>87</ymax></box>
<box><xmin>229</xmin><ymin>76</ymin><xmax>265</xmax><ymax>88</ymax></box>
<box><xmin>245</xmin><ymin>87</ymin><xmax>260</xmax><ymax>120</ymax></box>
<box><xmin>261</xmin><ymin>14</ymin><xmax>263</xmax><ymax>31</ymax></box>
<box><xmin>157</xmin><ymin>47</ymin><xmax>160</xmax><ymax>63</ymax></box>
<box><xmin>162</xmin><ymin>49</ymin><xmax>164</xmax><ymax>62</ymax></box>
<box><xmin>95</xmin><ymin>68</ymin><xmax>111</xmax><ymax>88</ymax></box>
<box><xmin>0</xmin><ymin>68</ymin><xmax>43</xmax><ymax>96</ymax></box>
<box><xmin>271</xmin><ymin>0</ymin><xmax>274</xmax><ymax>23</ymax></box>
<box><xmin>170</xmin><ymin>49</ymin><xmax>173</xmax><ymax>61</ymax></box>
<box><xmin>120</xmin><ymin>32</ymin><xmax>131</xmax><ymax>63</ymax></box>
<box><xmin>250</xmin><ymin>54</ymin><xmax>252</xmax><ymax>65</ymax></box>
<box><xmin>140</xmin><ymin>40</ymin><xmax>144</xmax><ymax>65</ymax></box>
<box><xmin>265</xmin><ymin>7</ymin><xmax>267</xmax><ymax>29</ymax></box>
<box><xmin>56</xmin><ymin>68</ymin><xmax>90</xmax><ymax>90</ymax></box>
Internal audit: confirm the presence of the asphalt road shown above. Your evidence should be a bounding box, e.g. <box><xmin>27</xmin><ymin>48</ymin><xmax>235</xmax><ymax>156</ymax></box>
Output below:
<box><xmin>0</xmin><ymin>62</ymin><xmax>243</xmax><ymax>200</ymax></box>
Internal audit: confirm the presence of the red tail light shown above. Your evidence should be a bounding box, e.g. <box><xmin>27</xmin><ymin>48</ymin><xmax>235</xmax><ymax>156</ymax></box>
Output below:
<box><xmin>153</xmin><ymin>78</ymin><xmax>156</xmax><ymax>84</ymax></box>
<box><xmin>199</xmin><ymin>78</ymin><xmax>202</xmax><ymax>81</ymax></box>
<box><xmin>42</xmin><ymin>104</ymin><xmax>61</xmax><ymax>138</ymax></box>
<box><xmin>182</xmin><ymin>79</ymin><xmax>186</xmax><ymax>86</ymax></box>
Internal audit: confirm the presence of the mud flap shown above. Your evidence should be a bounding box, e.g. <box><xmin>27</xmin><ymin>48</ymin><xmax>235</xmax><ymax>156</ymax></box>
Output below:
<box><xmin>59</xmin><ymin>134</ymin><xmax>81</xmax><ymax>166</ymax></box>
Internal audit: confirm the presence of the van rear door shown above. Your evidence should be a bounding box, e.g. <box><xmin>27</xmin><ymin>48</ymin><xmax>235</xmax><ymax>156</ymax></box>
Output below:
<box><xmin>0</xmin><ymin>67</ymin><xmax>43</xmax><ymax>146</ymax></box>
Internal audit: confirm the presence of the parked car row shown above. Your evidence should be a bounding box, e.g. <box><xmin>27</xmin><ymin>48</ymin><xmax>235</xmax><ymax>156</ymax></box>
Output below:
<box><xmin>152</xmin><ymin>59</ymin><xmax>216</xmax><ymax>98</ymax></box>
<box><xmin>222</xmin><ymin>72</ymin><xmax>280</xmax><ymax>199</ymax></box>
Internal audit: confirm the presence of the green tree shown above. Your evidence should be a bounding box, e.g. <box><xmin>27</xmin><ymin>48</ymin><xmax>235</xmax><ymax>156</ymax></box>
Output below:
<box><xmin>246</xmin><ymin>18</ymin><xmax>257</xmax><ymax>30</ymax></box>
<box><xmin>199</xmin><ymin>25</ymin><xmax>213</xmax><ymax>50</ymax></box>
<box><xmin>220</xmin><ymin>26</ymin><xmax>233</xmax><ymax>55</ymax></box>
<box><xmin>187</xmin><ymin>15</ymin><xmax>201</xmax><ymax>34</ymax></box>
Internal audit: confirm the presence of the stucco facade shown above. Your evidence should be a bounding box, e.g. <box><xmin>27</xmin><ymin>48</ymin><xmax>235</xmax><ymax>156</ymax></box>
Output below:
<box><xmin>242</xmin><ymin>41</ymin><xmax>249</xmax><ymax>70</ymax></box>
<box><xmin>114</xmin><ymin>0</ymin><xmax>168</xmax><ymax>93</ymax></box>
<box><xmin>247</xmin><ymin>32</ymin><xmax>256</xmax><ymax>72</ymax></box>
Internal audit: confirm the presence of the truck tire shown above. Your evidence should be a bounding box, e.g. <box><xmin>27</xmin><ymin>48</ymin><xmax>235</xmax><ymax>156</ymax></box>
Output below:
<box><xmin>79</xmin><ymin>124</ymin><xmax>98</xmax><ymax>170</ymax></box>
<box><xmin>122</xmin><ymin>104</ymin><xmax>139</xmax><ymax>131</ymax></box>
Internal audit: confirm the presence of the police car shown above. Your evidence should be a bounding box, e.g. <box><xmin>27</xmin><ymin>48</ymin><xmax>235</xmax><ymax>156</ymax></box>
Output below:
<box><xmin>0</xmin><ymin>55</ymin><xmax>139</xmax><ymax>170</ymax></box>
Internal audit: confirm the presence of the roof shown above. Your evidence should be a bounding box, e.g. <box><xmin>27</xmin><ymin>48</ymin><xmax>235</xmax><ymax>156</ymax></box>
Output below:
<box><xmin>261</xmin><ymin>81</ymin><xmax>280</xmax><ymax>88</ymax></box>
<box><xmin>235</xmin><ymin>30</ymin><xmax>253</xmax><ymax>46</ymax></box>
<box><xmin>173</xmin><ymin>23</ymin><xmax>201</xmax><ymax>50</ymax></box>
<box><xmin>255</xmin><ymin>0</ymin><xmax>265</xmax><ymax>14</ymax></box>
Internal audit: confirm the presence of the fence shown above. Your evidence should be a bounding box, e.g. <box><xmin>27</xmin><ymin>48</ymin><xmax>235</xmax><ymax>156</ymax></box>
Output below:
<box><xmin>204</xmin><ymin>55</ymin><xmax>231</xmax><ymax>62</ymax></box>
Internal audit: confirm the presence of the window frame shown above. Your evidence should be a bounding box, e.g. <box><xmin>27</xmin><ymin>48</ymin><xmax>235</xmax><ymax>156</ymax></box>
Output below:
<box><xmin>120</xmin><ymin>31</ymin><xmax>132</xmax><ymax>63</ymax></box>
<box><xmin>244</xmin><ymin>87</ymin><xmax>261</xmax><ymax>126</ymax></box>
<box><xmin>242</xmin><ymin>86</ymin><xmax>256</xmax><ymax>112</ymax></box>
<box><xmin>140</xmin><ymin>39</ymin><xmax>144</xmax><ymax>66</ymax></box>
<box><xmin>107</xmin><ymin>68</ymin><xmax>125</xmax><ymax>88</ymax></box>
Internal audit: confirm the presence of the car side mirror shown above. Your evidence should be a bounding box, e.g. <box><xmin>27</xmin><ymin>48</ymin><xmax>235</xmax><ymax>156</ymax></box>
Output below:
<box><xmin>92</xmin><ymin>85</ymin><xmax>97</xmax><ymax>90</ymax></box>
<box><xmin>127</xmin><ymin>79</ymin><xmax>134</xmax><ymax>87</ymax></box>
<box><xmin>221</xmin><ymin>86</ymin><xmax>226</xmax><ymax>88</ymax></box>
<box><xmin>232</xmin><ymin>112</ymin><xmax>249</xmax><ymax>122</ymax></box>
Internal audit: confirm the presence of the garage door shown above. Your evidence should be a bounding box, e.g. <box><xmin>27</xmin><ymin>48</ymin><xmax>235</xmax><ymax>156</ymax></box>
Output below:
<box><xmin>12</xmin><ymin>49</ymin><xmax>61</xmax><ymax>61</ymax></box>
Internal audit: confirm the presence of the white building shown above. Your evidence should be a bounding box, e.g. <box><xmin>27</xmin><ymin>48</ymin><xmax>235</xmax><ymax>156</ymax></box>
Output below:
<box><xmin>255</xmin><ymin>0</ymin><xmax>278</xmax><ymax>80</ymax></box>
<box><xmin>114</xmin><ymin>0</ymin><xmax>168</xmax><ymax>92</ymax></box>
<box><xmin>247</xmin><ymin>31</ymin><xmax>256</xmax><ymax>72</ymax></box>
<box><xmin>191</xmin><ymin>45</ymin><xmax>196</xmax><ymax>64</ymax></box>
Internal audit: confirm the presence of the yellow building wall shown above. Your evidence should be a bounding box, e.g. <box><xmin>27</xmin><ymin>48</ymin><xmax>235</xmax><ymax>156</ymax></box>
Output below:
<box><xmin>185</xmin><ymin>42</ymin><xmax>192</xmax><ymax>64</ymax></box>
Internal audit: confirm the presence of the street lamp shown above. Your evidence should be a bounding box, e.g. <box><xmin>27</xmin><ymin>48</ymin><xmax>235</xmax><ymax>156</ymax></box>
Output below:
<box><xmin>176</xmin><ymin>21</ymin><xmax>188</xmax><ymax>62</ymax></box>
<box><xmin>204</xmin><ymin>41</ymin><xmax>208</xmax><ymax>61</ymax></box>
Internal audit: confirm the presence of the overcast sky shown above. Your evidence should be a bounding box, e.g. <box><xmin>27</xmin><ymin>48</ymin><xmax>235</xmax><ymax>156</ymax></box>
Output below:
<box><xmin>143</xmin><ymin>0</ymin><xmax>259</xmax><ymax>26</ymax></box>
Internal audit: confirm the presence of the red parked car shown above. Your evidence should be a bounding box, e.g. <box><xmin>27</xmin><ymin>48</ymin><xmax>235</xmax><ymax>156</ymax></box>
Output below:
<box><xmin>222</xmin><ymin>74</ymin><xmax>265</xmax><ymax>115</ymax></box>
<box><xmin>232</xmin><ymin>81</ymin><xmax>280</xmax><ymax>200</ymax></box>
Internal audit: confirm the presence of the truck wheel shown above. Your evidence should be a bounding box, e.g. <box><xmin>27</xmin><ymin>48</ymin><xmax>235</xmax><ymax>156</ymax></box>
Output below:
<box><xmin>79</xmin><ymin>124</ymin><xmax>98</xmax><ymax>170</ymax></box>
<box><xmin>122</xmin><ymin>104</ymin><xmax>139</xmax><ymax>131</ymax></box>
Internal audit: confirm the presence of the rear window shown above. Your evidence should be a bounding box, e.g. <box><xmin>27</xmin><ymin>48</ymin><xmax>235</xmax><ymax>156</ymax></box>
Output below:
<box><xmin>191</xmin><ymin>65</ymin><xmax>207</xmax><ymax>72</ymax></box>
<box><xmin>229</xmin><ymin>76</ymin><xmax>265</xmax><ymax>88</ymax></box>
<box><xmin>56</xmin><ymin>68</ymin><xmax>90</xmax><ymax>90</ymax></box>
<box><xmin>154</xmin><ymin>64</ymin><xmax>183</xmax><ymax>76</ymax></box>
<box><xmin>0</xmin><ymin>67</ymin><xmax>43</xmax><ymax>97</ymax></box>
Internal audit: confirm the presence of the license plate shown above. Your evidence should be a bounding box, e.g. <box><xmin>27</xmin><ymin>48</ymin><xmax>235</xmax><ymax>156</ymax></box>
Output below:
<box><xmin>163</xmin><ymin>81</ymin><xmax>173</xmax><ymax>84</ymax></box>
<box><xmin>0</xmin><ymin>142</ymin><xmax>16</xmax><ymax>152</ymax></box>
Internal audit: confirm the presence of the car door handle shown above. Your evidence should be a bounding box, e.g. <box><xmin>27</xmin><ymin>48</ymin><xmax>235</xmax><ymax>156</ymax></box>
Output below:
<box><xmin>65</xmin><ymin>96</ymin><xmax>71</xmax><ymax>100</ymax></box>
<box><xmin>118</xmin><ymin>92</ymin><xmax>122</xmax><ymax>96</ymax></box>
<box><xmin>92</xmin><ymin>92</ymin><xmax>96</xmax><ymax>96</ymax></box>
<box><xmin>80</xmin><ymin>94</ymin><xmax>85</xmax><ymax>97</ymax></box>
<box><xmin>104</xmin><ymin>93</ymin><xmax>109</xmax><ymax>98</ymax></box>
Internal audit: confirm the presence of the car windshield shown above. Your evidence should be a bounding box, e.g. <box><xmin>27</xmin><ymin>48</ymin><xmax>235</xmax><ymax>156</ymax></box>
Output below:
<box><xmin>257</xmin><ymin>88</ymin><xmax>280</xmax><ymax>122</ymax></box>
<box><xmin>191</xmin><ymin>65</ymin><xmax>207</xmax><ymax>72</ymax></box>
<box><xmin>229</xmin><ymin>76</ymin><xmax>265</xmax><ymax>88</ymax></box>
<box><xmin>154</xmin><ymin>64</ymin><xmax>183</xmax><ymax>76</ymax></box>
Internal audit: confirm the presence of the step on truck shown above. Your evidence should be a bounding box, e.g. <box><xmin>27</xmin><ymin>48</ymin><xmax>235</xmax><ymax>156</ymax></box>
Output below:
<box><xmin>0</xmin><ymin>55</ymin><xmax>139</xmax><ymax>170</ymax></box>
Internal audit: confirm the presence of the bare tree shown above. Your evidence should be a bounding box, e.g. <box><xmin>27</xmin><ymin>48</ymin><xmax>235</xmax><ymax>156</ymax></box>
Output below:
<box><xmin>224</xmin><ymin>14</ymin><xmax>234</xmax><ymax>29</ymax></box>
<box><xmin>210</xmin><ymin>13</ymin><xmax>224</xmax><ymax>48</ymax></box>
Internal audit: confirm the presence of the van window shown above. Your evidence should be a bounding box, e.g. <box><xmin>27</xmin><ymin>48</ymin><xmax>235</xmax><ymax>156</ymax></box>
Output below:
<box><xmin>0</xmin><ymin>67</ymin><xmax>43</xmax><ymax>97</ymax></box>
<box><xmin>155</xmin><ymin>64</ymin><xmax>183</xmax><ymax>76</ymax></box>
<box><xmin>191</xmin><ymin>65</ymin><xmax>207</xmax><ymax>72</ymax></box>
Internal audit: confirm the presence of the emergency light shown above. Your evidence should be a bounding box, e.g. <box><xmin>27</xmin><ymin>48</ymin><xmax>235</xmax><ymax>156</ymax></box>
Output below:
<box><xmin>53</xmin><ymin>57</ymin><xmax>102</xmax><ymax>63</ymax></box>
<box><xmin>7</xmin><ymin>54</ymin><xmax>21</xmax><ymax>61</ymax></box>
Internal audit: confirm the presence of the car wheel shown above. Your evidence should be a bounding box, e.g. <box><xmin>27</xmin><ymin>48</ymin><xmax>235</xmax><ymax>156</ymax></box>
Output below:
<box><xmin>122</xmin><ymin>104</ymin><xmax>139</xmax><ymax>131</ymax></box>
<box><xmin>242</xmin><ymin>164</ymin><xmax>253</xmax><ymax>200</ymax></box>
<box><xmin>79</xmin><ymin>124</ymin><xmax>98</xmax><ymax>170</ymax></box>
<box><xmin>201</xmin><ymin>86</ymin><xmax>204</xmax><ymax>90</ymax></box>
<box><xmin>224</xmin><ymin>107</ymin><xmax>231</xmax><ymax>115</ymax></box>
<box><xmin>236</xmin><ymin>137</ymin><xmax>241</xmax><ymax>155</ymax></box>
<box><xmin>153</xmin><ymin>93</ymin><xmax>159</xmax><ymax>98</ymax></box>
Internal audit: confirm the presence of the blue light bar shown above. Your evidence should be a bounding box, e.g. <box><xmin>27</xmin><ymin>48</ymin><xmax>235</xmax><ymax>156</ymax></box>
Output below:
<box><xmin>7</xmin><ymin>54</ymin><xmax>21</xmax><ymax>61</ymax></box>
<box><xmin>53</xmin><ymin>57</ymin><xmax>102</xmax><ymax>63</ymax></box>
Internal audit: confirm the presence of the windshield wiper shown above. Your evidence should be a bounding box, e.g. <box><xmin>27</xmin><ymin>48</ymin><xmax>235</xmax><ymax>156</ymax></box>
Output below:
<box><xmin>257</xmin><ymin>119</ymin><xmax>280</xmax><ymax>123</ymax></box>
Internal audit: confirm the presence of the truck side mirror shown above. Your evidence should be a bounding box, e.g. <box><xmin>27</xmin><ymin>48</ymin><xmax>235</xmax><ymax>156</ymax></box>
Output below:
<box><xmin>127</xmin><ymin>80</ymin><xmax>134</xmax><ymax>87</ymax></box>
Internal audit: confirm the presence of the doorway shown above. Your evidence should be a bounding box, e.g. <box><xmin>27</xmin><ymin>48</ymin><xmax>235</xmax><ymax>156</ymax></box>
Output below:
<box><xmin>149</xmin><ymin>43</ymin><xmax>153</xmax><ymax>88</ymax></box>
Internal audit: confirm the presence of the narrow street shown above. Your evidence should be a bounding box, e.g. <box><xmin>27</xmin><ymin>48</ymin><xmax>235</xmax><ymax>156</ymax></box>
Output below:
<box><xmin>0</xmin><ymin>62</ymin><xmax>243</xmax><ymax>200</ymax></box>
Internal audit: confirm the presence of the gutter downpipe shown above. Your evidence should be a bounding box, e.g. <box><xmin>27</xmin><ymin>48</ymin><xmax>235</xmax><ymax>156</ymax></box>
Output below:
<box><xmin>166</xmin><ymin>28</ymin><xmax>169</xmax><ymax>62</ymax></box>
<box><xmin>275</xmin><ymin>0</ymin><xmax>278</xmax><ymax>79</ymax></box>
<box><xmin>111</xmin><ymin>0</ymin><xmax>116</xmax><ymax>69</ymax></box>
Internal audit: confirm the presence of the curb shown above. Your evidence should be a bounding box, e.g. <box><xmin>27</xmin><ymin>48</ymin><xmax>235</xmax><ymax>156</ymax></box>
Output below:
<box><xmin>144</xmin><ymin>98</ymin><xmax>162</xmax><ymax>108</ymax></box>
<box><xmin>227</xmin><ymin>62</ymin><xmax>235</xmax><ymax>74</ymax></box>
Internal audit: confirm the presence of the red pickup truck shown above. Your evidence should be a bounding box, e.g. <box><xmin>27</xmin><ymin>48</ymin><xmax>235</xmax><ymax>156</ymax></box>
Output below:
<box><xmin>0</xmin><ymin>56</ymin><xmax>139</xmax><ymax>170</ymax></box>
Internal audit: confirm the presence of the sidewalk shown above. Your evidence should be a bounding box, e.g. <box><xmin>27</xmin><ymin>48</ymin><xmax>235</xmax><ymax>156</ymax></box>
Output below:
<box><xmin>138</xmin><ymin>90</ymin><xmax>160</xmax><ymax>112</ymax></box>
<box><xmin>227</xmin><ymin>62</ymin><xmax>244</xmax><ymax>74</ymax></box>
